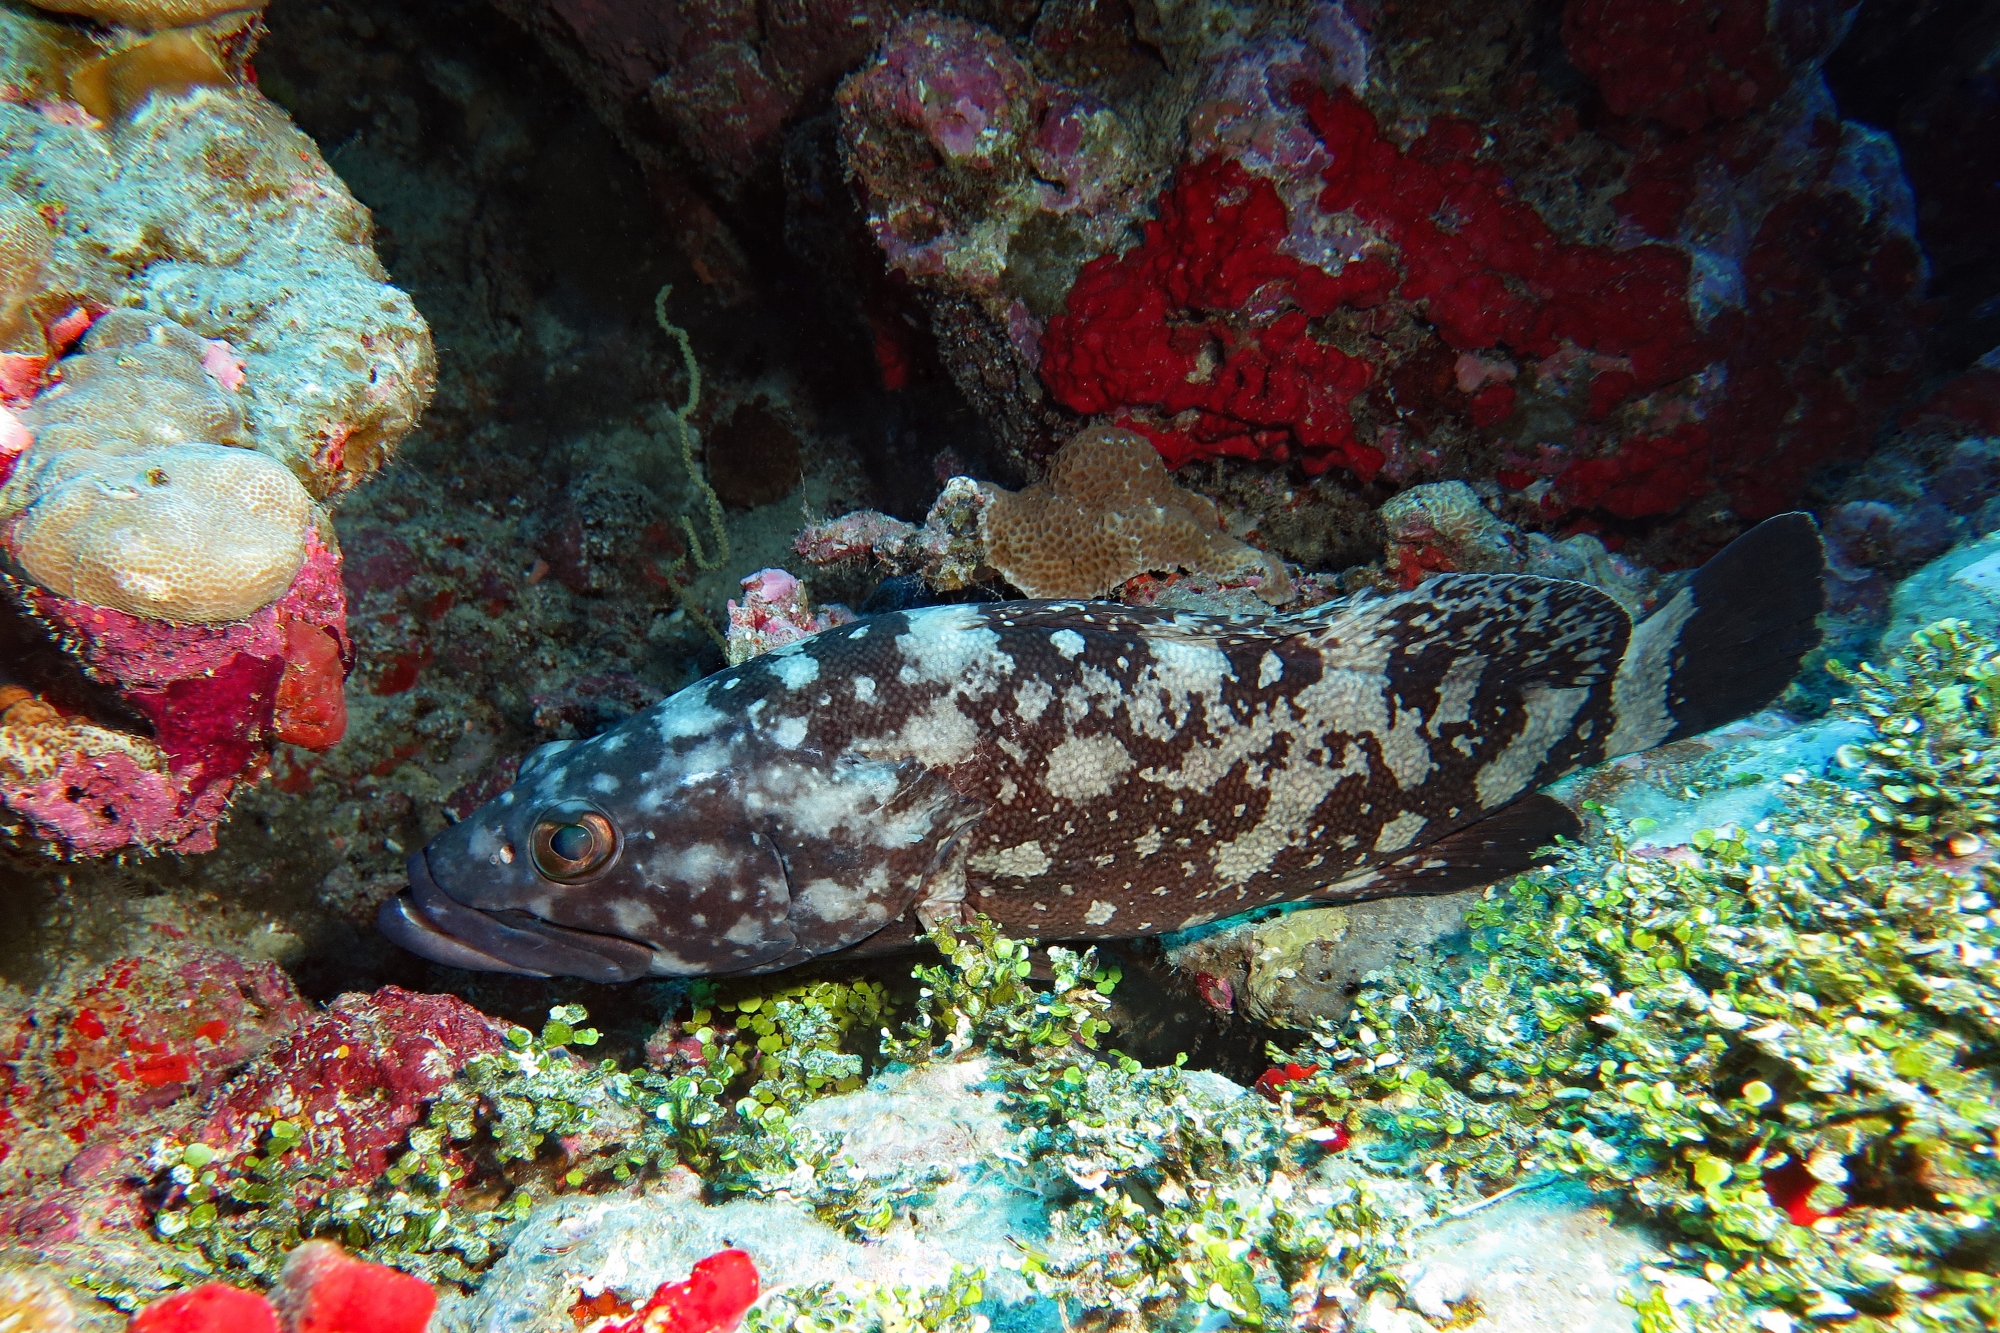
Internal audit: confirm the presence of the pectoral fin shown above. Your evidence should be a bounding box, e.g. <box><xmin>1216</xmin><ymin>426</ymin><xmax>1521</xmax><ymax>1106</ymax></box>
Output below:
<box><xmin>1309</xmin><ymin>794</ymin><xmax>1581</xmax><ymax>903</ymax></box>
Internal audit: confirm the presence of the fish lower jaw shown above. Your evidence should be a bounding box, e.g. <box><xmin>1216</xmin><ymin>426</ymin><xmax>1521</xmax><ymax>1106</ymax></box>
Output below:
<box><xmin>376</xmin><ymin>892</ymin><xmax>555</xmax><ymax>976</ymax></box>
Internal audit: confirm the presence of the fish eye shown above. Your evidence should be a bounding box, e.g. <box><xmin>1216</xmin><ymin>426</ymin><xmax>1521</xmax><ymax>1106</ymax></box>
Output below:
<box><xmin>530</xmin><ymin>802</ymin><xmax>618</xmax><ymax>882</ymax></box>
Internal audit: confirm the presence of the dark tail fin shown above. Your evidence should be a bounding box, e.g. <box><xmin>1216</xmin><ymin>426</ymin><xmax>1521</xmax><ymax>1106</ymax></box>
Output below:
<box><xmin>1604</xmin><ymin>512</ymin><xmax>1826</xmax><ymax>756</ymax></box>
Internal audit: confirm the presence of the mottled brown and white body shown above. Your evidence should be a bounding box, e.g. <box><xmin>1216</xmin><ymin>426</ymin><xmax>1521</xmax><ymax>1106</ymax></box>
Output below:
<box><xmin>381</xmin><ymin>515</ymin><xmax>1824</xmax><ymax>981</ymax></box>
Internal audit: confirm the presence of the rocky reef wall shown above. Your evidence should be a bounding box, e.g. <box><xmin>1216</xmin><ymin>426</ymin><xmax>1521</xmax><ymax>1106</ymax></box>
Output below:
<box><xmin>0</xmin><ymin>1</ymin><xmax>1996</xmax><ymax>1332</ymax></box>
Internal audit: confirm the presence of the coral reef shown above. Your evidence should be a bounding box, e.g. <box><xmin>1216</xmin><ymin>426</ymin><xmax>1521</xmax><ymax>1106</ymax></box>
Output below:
<box><xmin>3</xmin><ymin>527</ymin><xmax>348</xmax><ymax>855</ymax></box>
<box><xmin>2</xmin><ymin>5</ymin><xmax>1995</xmax><ymax>1333</ymax></box>
<box><xmin>0</xmin><ymin>0</ymin><xmax>433</xmax><ymax>857</ymax></box>
<box><xmin>1375</xmin><ymin>480</ymin><xmax>1657</xmax><ymax>609</ymax></box>
<box><xmin>0</xmin><ymin>946</ymin><xmax>307</xmax><ymax>1286</ymax></box>
<box><xmin>723</xmin><ymin>568</ymin><xmax>854</xmax><ymax>668</ymax></box>
<box><xmin>0</xmin><ymin>186</ymin><xmax>53</xmax><ymax>386</ymax></box>
<box><xmin>30</xmin><ymin>1</ymin><xmax>266</xmax><ymax>33</ymax></box>
<box><xmin>836</xmin><ymin>13</ymin><xmax>1162</xmax><ymax>358</ymax></box>
<box><xmin>2</xmin><ymin>311</ymin><xmax>318</xmax><ymax>623</ymax></box>
<box><xmin>793</xmin><ymin>428</ymin><xmax>1301</xmax><ymax>607</ymax></box>
<box><xmin>820</xmin><ymin>0</ymin><xmax>1931</xmax><ymax>557</ymax></box>
<box><xmin>792</xmin><ymin>476</ymin><xmax>991</xmax><ymax>595</ymax></box>
<box><xmin>0</xmin><ymin>6</ymin><xmax>434</xmax><ymax>496</ymax></box>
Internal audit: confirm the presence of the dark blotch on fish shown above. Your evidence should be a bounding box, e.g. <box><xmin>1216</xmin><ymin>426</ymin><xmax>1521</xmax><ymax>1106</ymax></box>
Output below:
<box><xmin>380</xmin><ymin>515</ymin><xmax>1826</xmax><ymax>981</ymax></box>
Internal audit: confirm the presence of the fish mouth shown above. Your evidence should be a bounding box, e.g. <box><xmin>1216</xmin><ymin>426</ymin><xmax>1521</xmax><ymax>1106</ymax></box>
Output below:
<box><xmin>377</xmin><ymin>848</ymin><xmax>658</xmax><ymax>983</ymax></box>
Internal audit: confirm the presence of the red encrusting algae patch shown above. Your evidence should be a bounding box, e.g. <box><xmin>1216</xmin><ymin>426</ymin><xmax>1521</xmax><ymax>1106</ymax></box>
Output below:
<box><xmin>272</xmin><ymin>619</ymin><xmax>348</xmax><ymax>749</ymax></box>
<box><xmin>589</xmin><ymin>1249</ymin><xmax>761</xmax><ymax>1333</ymax></box>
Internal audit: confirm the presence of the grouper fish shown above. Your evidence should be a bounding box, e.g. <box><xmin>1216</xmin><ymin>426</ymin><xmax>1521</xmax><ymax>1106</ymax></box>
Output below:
<box><xmin>381</xmin><ymin>513</ymin><xmax>1825</xmax><ymax>982</ymax></box>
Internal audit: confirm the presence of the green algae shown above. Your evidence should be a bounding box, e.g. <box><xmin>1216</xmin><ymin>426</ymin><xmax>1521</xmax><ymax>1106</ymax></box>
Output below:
<box><xmin>150</xmin><ymin>1007</ymin><xmax>612</xmax><ymax>1285</ymax></box>
<box><xmin>742</xmin><ymin>1264</ymin><xmax>990</xmax><ymax>1333</ymax></box>
<box><xmin>143</xmin><ymin>621</ymin><xmax>2000</xmax><ymax>1330</ymax></box>
<box><xmin>1010</xmin><ymin>1058</ymin><xmax>1404</xmax><ymax>1329</ymax></box>
<box><xmin>1830</xmin><ymin>618</ymin><xmax>1999</xmax><ymax>855</ymax></box>
<box><xmin>889</xmin><ymin>916</ymin><xmax>1120</xmax><ymax>1062</ymax></box>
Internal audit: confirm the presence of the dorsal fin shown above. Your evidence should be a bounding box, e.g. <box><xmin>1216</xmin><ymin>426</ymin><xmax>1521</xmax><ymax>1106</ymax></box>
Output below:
<box><xmin>1281</xmin><ymin>572</ymin><xmax>1632</xmax><ymax>692</ymax></box>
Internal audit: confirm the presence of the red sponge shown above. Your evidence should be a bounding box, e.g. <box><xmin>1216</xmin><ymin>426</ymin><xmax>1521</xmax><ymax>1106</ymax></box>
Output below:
<box><xmin>275</xmin><ymin>1242</ymin><xmax>437</xmax><ymax>1333</ymax></box>
<box><xmin>127</xmin><ymin>1244</ymin><xmax>438</xmax><ymax>1333</ymax></box>
<box><xmin>610</xmin><ymin>1249</ymin><xmax>761</xmax><ymax>1333</ymax></box>
<box><xmin>128</xmin><ymin>1285</ymin><xmax>280</xmax><ymax>1333</ymax></box>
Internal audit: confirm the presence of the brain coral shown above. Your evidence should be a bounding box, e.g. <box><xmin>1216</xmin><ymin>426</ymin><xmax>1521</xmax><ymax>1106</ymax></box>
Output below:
<box><xmin>978</xmin><ymin>426</ymin><xmax>1294</xmax><ymax>604</ymax></box>
<box><xmin>18</xmin><ymin>308</ymin><xmax>241</xmax><ymax>452</ymax></box>
<box><xmin>5</xmin><ymin>441</ymin><xmax>312</xmax><ymax>620</ymax></box>
<box><xmin>27</xmin><ymin>0</ymin><xmax>265</xmax><ymax>32</ymax></box>
<box><xmin>0</xmin><ymin>309</ymin><xmax>315</xmax><ymax>622</ymax></box>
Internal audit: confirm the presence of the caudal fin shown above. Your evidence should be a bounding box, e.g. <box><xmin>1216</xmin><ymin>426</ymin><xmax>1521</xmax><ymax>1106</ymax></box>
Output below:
<box><xmin>1604</xmin><ymin>513</ymin><xmax>1826</xmax><ymax>757</ymax></box>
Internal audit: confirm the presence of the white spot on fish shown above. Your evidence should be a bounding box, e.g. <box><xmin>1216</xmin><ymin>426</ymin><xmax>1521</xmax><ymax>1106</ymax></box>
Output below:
<box><xmin>1083</xmin><ymin>899</ymin><xmax>1117</xmax><ymax>926</ymax></box>
<box><xmin>968</xmin><ymin>841</ymin><xmax>1052</xmax><ymax>878</ymax></box>
<box><xmin>852</xmin><ymin>675</ymin><xmax>877</xmax><ymax>704</ymax></box>
<box><xmin>1373</xmin><ymin>809</ymin><xmax>1427</xmax><ymax>853</ymax></box>
<box><xmin>886</xmin><ymin>696</ymin><xmax>980</xmax><ymax>767</ymax></box>
<box><xmin>893</xmin><ymin>605</ymin><xmax>1014</xmax><ymax>696</ymax></box>
<box><xmin>1428</xmin><ymin>654</ymin><xmax>1486</xmax><ymax>735</ymax></box>
<box><xmin>1050</xmin><ymin>629</ymin><xmax>1086</xmax><ymax>659</ymax></box>
<box><xmin>1042</xmin><ymin>733</ymin><xmax>1135</xmax><ymax>803</ymax></box>
<box><xmin>654</xmin><ymin>690</ymin><xmax>727</xmax><ymax>742</ymax></box>
<box><xmin>772</xmin><ymin>653</ymin><xmax>820</xmax><ymax>690</ymax></box>
<box><xmin>1258</xmin><ymin>651</ymin><xmax>1283</xmax><ymax>688</ymax></box>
